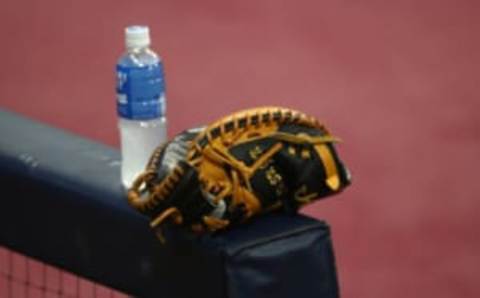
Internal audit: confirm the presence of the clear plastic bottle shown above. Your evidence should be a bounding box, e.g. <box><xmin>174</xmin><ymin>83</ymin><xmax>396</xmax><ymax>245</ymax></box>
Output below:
<box><xmin>116</xmin><ymin>26</ymin><xmax>167</xmax><ymax>188</ymax></box>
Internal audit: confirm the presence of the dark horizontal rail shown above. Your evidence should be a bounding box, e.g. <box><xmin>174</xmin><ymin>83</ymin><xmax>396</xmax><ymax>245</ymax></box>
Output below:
<box><xmin>0</xmin><ymin>108</ymin><xmax>338</xmax><ymax>298</ymax></box>
<box><xmin>0</xmin><ymin>109</ymin><xmax>171</xmax><ymax>296</ymax></box>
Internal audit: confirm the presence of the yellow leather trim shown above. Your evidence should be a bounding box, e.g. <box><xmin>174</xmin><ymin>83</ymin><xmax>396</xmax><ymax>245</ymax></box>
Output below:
<box><xmin>314</xmin><ymin>144</ymin><xmax>340</xmax><ymax>191</ymax></box>
<box><xmin>203</xmin><ymin>216</ymin><xmax>230</xmax><ymax>231</ymax></box>
<box><xmin>294</xmin><ymin>185</ymin><xmax>318</xmax><ymax>204</ymax></box>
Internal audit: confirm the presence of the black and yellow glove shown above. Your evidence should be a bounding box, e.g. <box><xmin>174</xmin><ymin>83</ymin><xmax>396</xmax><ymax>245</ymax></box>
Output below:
<box><xmin>127</xmin><ymin>107</ymin><xmax>351</xmax><ymax>241</ymax></box>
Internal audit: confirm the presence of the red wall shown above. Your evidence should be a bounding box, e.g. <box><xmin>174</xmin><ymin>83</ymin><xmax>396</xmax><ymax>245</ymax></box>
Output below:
<box><xmin>1</xmin><ymin>0</ymin><xmax>479</xmax><ymax>297</ymax></box>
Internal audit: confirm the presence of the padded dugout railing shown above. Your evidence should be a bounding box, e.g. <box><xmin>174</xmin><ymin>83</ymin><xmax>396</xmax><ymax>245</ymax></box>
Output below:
<box><xmin>0</xmin><ymin>109</ymin><xmax>340</xmax><ymax>298</ymax></box>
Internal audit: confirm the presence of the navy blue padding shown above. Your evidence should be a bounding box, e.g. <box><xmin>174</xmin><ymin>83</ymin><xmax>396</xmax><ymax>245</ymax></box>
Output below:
<box><xmin>222</xmin><ymin>216</ymin><xmax>339</xmax><ymax>298</ymax></box>
<box><xmin>0</xmin><ymin>109</ymin><xmax>339</xmax><ymax>298</ymax></box>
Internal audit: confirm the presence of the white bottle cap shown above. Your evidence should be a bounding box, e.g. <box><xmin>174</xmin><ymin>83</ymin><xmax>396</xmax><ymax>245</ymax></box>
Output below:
<box><xmin>125</xmin><ymin>25</ymin><xmax>151</xmax><ymax>49</ymax></box>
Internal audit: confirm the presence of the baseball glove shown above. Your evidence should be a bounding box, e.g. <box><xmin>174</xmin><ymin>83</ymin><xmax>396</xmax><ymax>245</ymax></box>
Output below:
<box><xmin>127</xmin><ymin>107</ymin><xmax>350</xmax><ymax>241</ymax></box>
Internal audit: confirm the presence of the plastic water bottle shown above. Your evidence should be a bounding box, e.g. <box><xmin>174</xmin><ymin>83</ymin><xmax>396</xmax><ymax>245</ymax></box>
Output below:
<box><xmin>116</xmin><ymin>26</ymin><xmax>167</xmax><ymax>188</ymax></box>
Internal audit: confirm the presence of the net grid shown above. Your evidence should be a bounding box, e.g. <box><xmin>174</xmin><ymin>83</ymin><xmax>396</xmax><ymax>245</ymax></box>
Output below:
<box><xmin>0</xmin><ymin>246</ymin><xmax>128</xmax><ymax>298</ymax></box>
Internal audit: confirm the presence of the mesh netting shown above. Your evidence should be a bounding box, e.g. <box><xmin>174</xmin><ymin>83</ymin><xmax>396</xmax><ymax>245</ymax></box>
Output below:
<box><xmin>0</xmin><ymin>246</ymin><xmax>128</xmax><ymax>298</ymax></box>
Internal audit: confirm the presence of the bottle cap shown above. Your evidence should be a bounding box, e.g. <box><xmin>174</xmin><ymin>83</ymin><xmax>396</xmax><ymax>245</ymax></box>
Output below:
<box><xmin>125</xmin><ymin>25</ymin><xmax>151</xmax><ymax>49</ymax></box>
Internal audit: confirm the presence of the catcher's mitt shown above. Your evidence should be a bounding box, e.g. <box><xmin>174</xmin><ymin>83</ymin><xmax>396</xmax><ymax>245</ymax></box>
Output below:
<box><xmin>127</xmin><ymin>107</ymin><xmax>350</xmax><ymax>241</ymax></box>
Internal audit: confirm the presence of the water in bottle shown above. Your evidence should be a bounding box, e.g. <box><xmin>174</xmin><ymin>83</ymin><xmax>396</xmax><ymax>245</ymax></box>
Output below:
<box><xmin>116</xmin><ymin>26</ymin><xmax>167</xmax><ymax>188</ymax></box>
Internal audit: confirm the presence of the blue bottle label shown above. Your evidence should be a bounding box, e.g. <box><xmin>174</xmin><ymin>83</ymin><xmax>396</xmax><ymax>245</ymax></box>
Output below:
<box><xmin>116</xmin><ymin>62</ymin><xmax>165</xmax><ymax>120</ymax></box>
